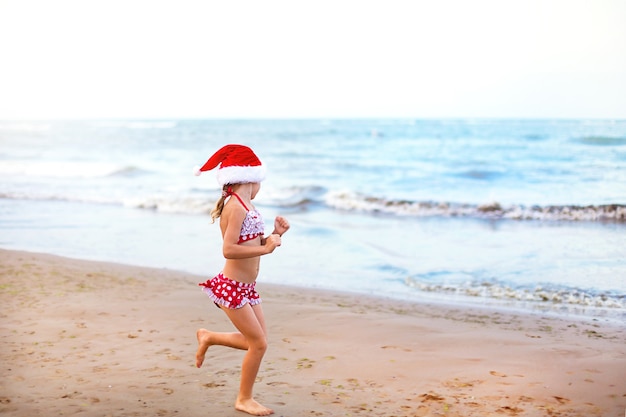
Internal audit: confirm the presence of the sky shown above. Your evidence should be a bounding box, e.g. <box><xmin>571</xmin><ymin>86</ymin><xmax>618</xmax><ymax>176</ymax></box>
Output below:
<box><xmin>0</xmin><ymin>0</ymin><xmax>625</xmax><ymax>120</ymax></box>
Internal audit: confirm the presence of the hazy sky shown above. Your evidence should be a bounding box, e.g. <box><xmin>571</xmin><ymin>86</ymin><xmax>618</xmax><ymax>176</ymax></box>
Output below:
<box><xmin>1</xmin><ymin>0</ymin><xmax>625</xmax><ymax>119</ymax></box>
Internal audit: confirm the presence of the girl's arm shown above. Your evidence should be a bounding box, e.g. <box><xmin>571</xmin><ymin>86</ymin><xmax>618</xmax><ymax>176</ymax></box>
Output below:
<box><xmin>273</xmin><ymin>215</ymin><xmax>290</xmax><ymax>236</ymax></box>
<box><xmin>260</xmin><ymin>216</ymin><xmax>290</xmax><ymax>245</ymax></box>
<box><xmin>221</xmin><ymin>208</ymin><xmax>281</xmax><ymax>259</ymax></box>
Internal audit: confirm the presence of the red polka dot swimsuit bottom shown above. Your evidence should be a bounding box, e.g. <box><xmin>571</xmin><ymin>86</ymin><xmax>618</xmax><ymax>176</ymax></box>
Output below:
<box><xmin>199</xmin><ymin>273</ymin><xmax>261</xmax><ymax>309</ymax></box>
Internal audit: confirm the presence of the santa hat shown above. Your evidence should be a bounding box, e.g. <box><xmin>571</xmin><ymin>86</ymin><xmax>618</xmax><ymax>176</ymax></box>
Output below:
<box><xmin>194</xmin><ymin>144</ymin><xmax>266</xmax><ymax>186</ymax></box>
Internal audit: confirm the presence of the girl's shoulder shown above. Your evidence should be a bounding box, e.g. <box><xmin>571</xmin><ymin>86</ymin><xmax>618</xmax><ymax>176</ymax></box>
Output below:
<box><xmin>222</xmin><ymin>198</ymin><xmax>248</xmax><ymax>220</ymax></box>
<box><xmin>219</xmin><ymin>201</ymin><xmax>246</xmax><ymax>235</ymax></box>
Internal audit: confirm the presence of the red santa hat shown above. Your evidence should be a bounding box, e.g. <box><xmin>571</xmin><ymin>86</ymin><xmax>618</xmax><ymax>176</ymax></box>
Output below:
<box><xmin>194</xmin><ymin>144</ymin><xmax>266</xmax><ymax>186</ymax></box>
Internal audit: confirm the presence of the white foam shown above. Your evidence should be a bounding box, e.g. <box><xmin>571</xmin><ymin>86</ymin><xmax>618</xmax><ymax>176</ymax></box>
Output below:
<box><xmin>404</xmin><ymin>277</ymin><xmax>625</xmax><ymax>309</ymax></box>
<box><xmin>0</xmin><ymin>160</ymin><xmax>131</xmax><ymax>179</ymax></box>
<box><xmin>123</xmin><ymin>196</ymin><xmax>215</xmax><ymax>215</ymax></box>
<box><xmin>325</xmin><ymin>191</ymin><xmax>626</xmax><ymax>222</ymax></box>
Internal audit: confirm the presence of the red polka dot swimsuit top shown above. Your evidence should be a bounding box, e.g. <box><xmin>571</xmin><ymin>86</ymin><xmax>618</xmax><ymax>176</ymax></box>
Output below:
<box><xmin>228</xmin><ymin>191</ymin><xmax>264</xmax><ymax>244</ymax></box>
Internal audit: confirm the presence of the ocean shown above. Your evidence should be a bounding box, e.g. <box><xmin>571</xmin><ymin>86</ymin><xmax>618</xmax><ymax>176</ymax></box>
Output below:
<box><xmin>1</xmin><ymin>119</ymin><xmax>625</xmax><ymax>321</ymax></box>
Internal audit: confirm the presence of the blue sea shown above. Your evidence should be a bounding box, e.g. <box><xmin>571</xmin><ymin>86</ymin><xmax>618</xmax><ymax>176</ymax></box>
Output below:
<box><xmin>1</xmin><ymin>119</ymin><xmax>625</xmax><ymax>320</ymax></box>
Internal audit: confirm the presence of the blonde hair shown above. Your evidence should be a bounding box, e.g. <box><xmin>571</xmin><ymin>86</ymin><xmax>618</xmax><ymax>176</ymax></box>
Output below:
<box><xmin>210</xmin><ymin>184</ymin><xmax>231</xmax><ymax>223</ymax></box>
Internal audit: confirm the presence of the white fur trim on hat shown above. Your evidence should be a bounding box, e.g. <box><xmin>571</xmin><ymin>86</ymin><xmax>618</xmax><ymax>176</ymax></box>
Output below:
<box><xmin>216</xmin><ymin>165</ymin><xmax>266</xmax><ymax>186</ymax></box>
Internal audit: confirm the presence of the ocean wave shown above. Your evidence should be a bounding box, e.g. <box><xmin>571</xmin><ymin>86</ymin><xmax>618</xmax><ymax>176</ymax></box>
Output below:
<box><xmin>405</xmin><ymin>276</ymin><xmax>625</xmax><ymax>309</ymax></box>
<box><xmin>0</xmin><ymin>190</ymin><xmax>217</xmax><ymax>215</ymax></box>
<box><xmin>3</xmin><ymin>183</ymin><xmax>624</xmax><ymax>223</ymax></box>
<box><xmin>106</xmin><ymin>166</ymin><xmax>147</xmax><ymax>177</ymax></box>
<box><xmin>262</xmin><ymin>185</ymin><xmax>327</xmax><ymax>208</ymax></box>
<box><xmin>575</xmin><ymin>136</ymin><xmax>626</xmax><ymax>146</ymax></box>
<box><xmin>0</xmin><ymin>184</ymin><xmax>322</xmax><ymax>216</ymax></box>
<box><xmin>0</xmin><ymin>160</ymin><xmax>145</xmax><ymax>179</ymax></box>
<box><xmin>325</xmin><ymin>191</ymin><xmax>626</xmax><ymax>222</ymax></box>
<box><xmin>123</xmin><ymin>196</ymin><xmax>214</xmax><ymax>214</ymax></box>
<box><xmin>0</xmin><ymin>191</ymin><xmax>120</xmax><ymax>206</ymax></box>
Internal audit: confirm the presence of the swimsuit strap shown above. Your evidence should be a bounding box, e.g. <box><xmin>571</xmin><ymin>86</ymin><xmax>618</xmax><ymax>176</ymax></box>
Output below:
<box><xmin>231</xmin><ymin>193</ymin><xmax>249</xmax><ymax>211</ymax></box>
<box><xmin>224</xmin><ymin>187</ymin><xmax>250</xmax><ymax>211</ymax></box>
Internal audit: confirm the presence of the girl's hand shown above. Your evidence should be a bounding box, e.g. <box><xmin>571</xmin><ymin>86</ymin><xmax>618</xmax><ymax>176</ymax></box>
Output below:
<box><xmin>264</xmin><ymin>234</ymin><xmax>282</xmax><ymax>254</ymax></box>
<box><xmin>274</xmin><ymin>216</ymin><xmax>290</xmax><ymax>236</ymax></box>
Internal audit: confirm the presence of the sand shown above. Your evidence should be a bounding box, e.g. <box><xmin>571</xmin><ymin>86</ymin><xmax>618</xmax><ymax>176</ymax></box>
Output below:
<box><xmin>1</xmin><ymin>249</ymin><xmax>624</xmax><ymax>417</ymax></box>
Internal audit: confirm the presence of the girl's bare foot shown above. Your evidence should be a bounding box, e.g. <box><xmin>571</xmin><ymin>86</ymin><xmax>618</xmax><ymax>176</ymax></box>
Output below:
<box><xmin>195</xmin><ymin>328</ymin><xmax>212</xmax><ymax>368</ymax></box>
<box><xmin>235</xmin><ymin>398</ymin><xmax>274</xmax><ymax>416</ymax></box>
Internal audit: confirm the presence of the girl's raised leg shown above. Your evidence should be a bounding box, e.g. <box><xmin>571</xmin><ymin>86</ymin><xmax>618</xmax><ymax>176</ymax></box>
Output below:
<box><xmin>195</xmin><ymin>328</ymin><xmax>249</xmax><ymax>367</ymax></box>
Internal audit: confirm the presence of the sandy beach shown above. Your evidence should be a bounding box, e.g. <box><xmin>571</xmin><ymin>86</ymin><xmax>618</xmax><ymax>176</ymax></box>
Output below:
<box><xmin>1</xmin><ymin>249</ymin><xmax>624</xmax><ymax>417</ymax></box>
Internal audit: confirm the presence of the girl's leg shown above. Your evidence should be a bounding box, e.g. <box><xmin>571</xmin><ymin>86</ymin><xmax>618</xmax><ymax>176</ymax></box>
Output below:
<box><xmin>195</xmin><ymin>303</ymin><xmax>273</xmax><ymax>416</ymax></box>
<box><xmin>250</xmin><ymin>303</ymin><xmax>267</xmax><ymax>336</ymax></box>
<box><xmin>222</xmin><ymin>303</ymin><xmax>273</xmax><ymax>416</ymax></box>
<box><xmin>195</xmin><ymin>328</ymin><xmax>247</xmax><ymax>367</ymax></box>
<box><xmin>195</xmin><ymin>304</ymin><xmax>268</xmax><ymax>367</ymax></box>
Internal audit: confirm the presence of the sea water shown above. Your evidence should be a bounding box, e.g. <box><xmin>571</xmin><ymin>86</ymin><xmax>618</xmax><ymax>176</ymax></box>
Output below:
<box><xmin>1</xmin><ymin>119</ymin><xmax>625</xmax><ymax>320</ymax></box>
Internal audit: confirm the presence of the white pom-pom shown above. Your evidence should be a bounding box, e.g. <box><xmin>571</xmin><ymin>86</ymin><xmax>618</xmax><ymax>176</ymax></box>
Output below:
<box><xmin>193</xmin><ymin>166</ymin><xmax>202</xmax><ymax>176</ymax></box>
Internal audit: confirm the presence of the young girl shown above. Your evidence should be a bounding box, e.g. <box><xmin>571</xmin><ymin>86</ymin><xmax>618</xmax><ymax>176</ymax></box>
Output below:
<box><xmin>193</xmin><ymin>144</ymin><xmax>289</xmax><ymax>416</ymax></box>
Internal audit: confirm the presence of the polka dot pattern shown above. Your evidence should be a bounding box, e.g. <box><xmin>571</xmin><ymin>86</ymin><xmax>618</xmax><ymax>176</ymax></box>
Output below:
<box><xmin>199</xmin><ymin>273</ymin><xmax>261</xmax><ymax>309</ymax></box>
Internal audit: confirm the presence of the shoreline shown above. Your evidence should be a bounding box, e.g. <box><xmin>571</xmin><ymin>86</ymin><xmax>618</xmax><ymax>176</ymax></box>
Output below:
<box><xmin>1</xmin><ymin>249</ymin><xmax>625</xmax><ymax>416</ymax></box>
<box><xmin>2</xmin><ymin>196</ymin><xmax>625</xmax><ymax>321</ymax></box>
